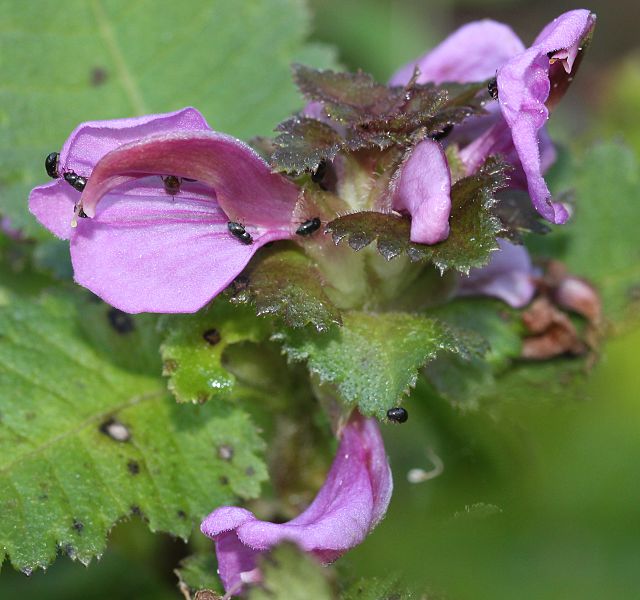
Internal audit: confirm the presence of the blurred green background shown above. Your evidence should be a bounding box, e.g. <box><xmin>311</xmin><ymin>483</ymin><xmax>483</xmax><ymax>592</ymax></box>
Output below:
<box><xmin>1</xmin><ymin>0</ymin><xmax>639</xmax><ymax>598</ymax></box>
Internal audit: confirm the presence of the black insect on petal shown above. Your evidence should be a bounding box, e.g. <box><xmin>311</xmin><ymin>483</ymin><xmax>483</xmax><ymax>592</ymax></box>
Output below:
<box><xmin>227</xmin><ymin>221</ymin><xmax>253</xmax><ymax>244</ymax></box>
<box><xmin>296</xmin><ymin>217</ymin><xmax>321</xmax><ymax>236</ymax></box>
<box><xmin>387</xmin><ymin>407</ymin><xmax>408</xmax><ymax>423</ymax></box>
<box><xmin>45</xmin><ymin>152</ymin><xmax>60</xmax><ymax>179</ymax></box>
<box><xmin>64</xmin><ymin>171</ymin><xmax>87</xmax><ymax>192</ymax></box>
<box><xmin>488</xmin><ymin>77</ymin><xmax>499</xmax><ymax>100</ymax></box>
<box><xmin>162</xmin><ymin>175</ymin><xmax>181</xmax><ymax>196</ymax></box>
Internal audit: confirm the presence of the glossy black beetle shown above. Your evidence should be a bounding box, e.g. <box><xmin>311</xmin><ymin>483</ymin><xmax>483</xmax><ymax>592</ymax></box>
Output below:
<box><xmin>488</xmin><ymin>77</ymin><xmax>499</xmax><ymax>100</ymax></box>
<box><xmin>227</xmin><ymin>221</ymin><xmax>253</xmax><ymax>244</ymax></box>
<box><xmin>64</xmin><ymin>171</ymin><xmax>88</xmax><ymax>192</ymax></box>
<box><xmin>45</xmin><ymin>152</ymin><xmax>60</xmax><ymax>179</ymax></box>
<box><xmin>296</xmin><ymin>217</ymin><xmax>321</xmax><ymax>236</ymax></box>
<box><xmin>387</xmin><ymin>407</ymin><xmax>408</xmax><ymax>423</ymax></box>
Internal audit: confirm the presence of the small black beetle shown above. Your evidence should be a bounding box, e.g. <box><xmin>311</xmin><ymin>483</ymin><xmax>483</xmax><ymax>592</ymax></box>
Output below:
<box><xmin>64</xmin><ymin>171</ymin><xmax>88</xmax><ymax>192</ymax></box>
<box><xmin>387</xmin><ymin>407</ymin><xmax>408</xmax><ymax>423</ymax></box>
<box><xmin>162</xmin><ymin>175</ymin><xmax>181</xmax><ymax>196</ymax></box>
<box><xmin>45</xmin><ymin>152</ymin><xmax>60</xmax><ymax>179</ymax></box>
<box><xmin>488</xmin><ymin>77</ymin><xmax>499</xmax><ymax>100</ymax></box>
<box><xmin>296</xmin><ymin>217</ymin><xmax>321</xmax><ymax>236</ymax></box>
<box><xmin>227</xmin><ymin>221</ymin><xmax>253</xmax><ymax>244</ymax></box>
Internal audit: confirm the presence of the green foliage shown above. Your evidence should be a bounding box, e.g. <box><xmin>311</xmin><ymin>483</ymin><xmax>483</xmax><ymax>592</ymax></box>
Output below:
<box><xmin>160</xmin><ymin>300</ymin><xmax>272</xmax><ymax>404</ymax></box>
<box><xmin>564</xmin><ymin>143</ymin><xmax>640</xmax><ymax>321</ymax></box>
<box><xmin>230</xmin><ymin>245</ymin><xmax>343</xmax><ymax>332</ymax></box>
<box><xmin>424</xmin><ymin>299</ymin><xmax>522</xmax><ymax>410</ymax></box>
<box><xmin>271</xmin><ymin>65</ymin><xmax>484</xmax><ymax>174</ymax></box>
<box><xmin>326</xmin><ymin>157</ymin><xmax>508</xmax><ymax>272</ymax></box>
<box><xmin>175</xmin><ymin>552</ymin><xmax>222</xmax><ymax>597</ymax></box>
<box><xmin>0</xmin><ymin>0</ymin><xmax>336</xmax><ymax>238</ymax></box>
<box><xmin>0</xmin><ymin>292</ymin><xmax>267</xmax><ymax>572</ymax></box>
<box><xmin>276</xmin><ymin>311</ymin><xmax>484</xmax><ymax>418</ymax></box>
<box><xmin>249</xmin><ymin>544</ymin><xmax>333</xmax><ymax>600</ymax></box>
<box><xmin>341</xmin><ymin>576</ymin><xmax>414</xmax><ymax>600</ymax></box>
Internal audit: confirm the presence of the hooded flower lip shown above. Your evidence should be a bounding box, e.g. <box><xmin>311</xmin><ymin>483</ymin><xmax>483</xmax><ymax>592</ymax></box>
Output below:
<box><xmin>458</xmin><ymin>238</ymin><xmax>535</xmax><ymax>308</ymax></box>
<box><xmin>201</xmin><ymin>412</ymin><xmax>393</xmax><ymax>596</ymax></box>
<box><xmin>496</xmin><ymin>9</ymin><xmax>596</xmax><ymax>224</ymax></box>
<box><xmin>29</xmin><ymin>108</ymin><xmax>300</xmax><ymax>314</ymax></box>
<box><xmin>392</xmin><ymin>139</ymin><xmax>451</xmax><ymax>245</ymax></box>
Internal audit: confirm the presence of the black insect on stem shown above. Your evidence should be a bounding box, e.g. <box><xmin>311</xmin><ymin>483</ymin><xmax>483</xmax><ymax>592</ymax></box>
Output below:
<box><xmin>64</xmin><ymin>171</ymin><xmax>87</xmax><ymax>192</ymax></box>
<box><xmin>387</xmin><ymin>407</ymin><xmax>408</xmax><ymax>423</ymax></box>
<box><xmin>162</xmin><ymin>175</ymin><xmax>182</xmax><ymax>196</ymax></box>
<box><xmin>296</xmin><ymin>217</ymin><xmax>321</xmax><ymax>236</ymax></box>
<box><xmin>488</xmin><ymin>77</ymin><xmax>499</xmax><ymax>100</ymax></box>
<box><xmin>227</xmin><ymin>221</ymin><xmax>253</xmax><ymax>244</ymax></box>
<box><xmin>45</xmin><ymin>152</ymin><xmax>60</xmax><ymax>179</ymax></box>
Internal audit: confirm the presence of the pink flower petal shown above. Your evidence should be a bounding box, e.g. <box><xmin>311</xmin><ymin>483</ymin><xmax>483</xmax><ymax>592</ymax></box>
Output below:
<box><xmin>390</xmin><ymin>20</ymin><xmax>525</xmax><ymax>85</ymax></box>
<box><xmin>201</xmin><ymin>412</ymin><xmax>392</xmax><ymax>595</ymax></box>
<box><xmin>78</xmin><ymin>131</ymin><xmax>299</xmax><ymax>229</ymax></box>
<box><xmin>496</xmin><ymin>10</ymin><xmax>595</xmax><ymax>224</ymax></box>
<box><xmin>392</xmin><ymin>139</ymin><xmax>451</xmax><ymax>245</ymax></box>
<box><xmin>458</xmin><ymin>238</ymin><xmax>535</xmax><ymax>308</ymax></box>
<box><xmin>58</xmin><ymin>107</ymin><xmax>211</xmax><ymax>177</ymax></box>
<box><xmin>29</xmin><ymin>181</ymin><xmax>78</xmax><ymax>240</ymax></box>
<box><xmin>70</xmin><ymin>180</ymin><xmax>278</xmax><ymax>313</ymax></box>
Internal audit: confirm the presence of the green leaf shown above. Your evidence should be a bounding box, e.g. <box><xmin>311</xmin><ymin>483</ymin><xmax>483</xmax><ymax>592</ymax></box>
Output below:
<box><xmin>563</xmin><ymin>143</ymin><xmax>640</xmax><ymax>321</ymax></box>
<box><xmin>160</xmin><ymin>300</ymin><xmax>272</xmax><ymax>404</ymax></box>
<box><xmin>340</xmin><ymin>576</ymin><xmax>414</xmax><ymax>600</ymax></box>
<box><xmin>423</xmin><ymin>299</ymin><xmax>523</xmax><ymax>410</ymax></box>
<box><xmin>0</xmin><ymin>0</ymin><xmax>337</xmax><ymax>238</ymax></box>
<box><xmin>230</xmin><ymin>245</ymin><xmax>343</xmax><ymax>332</ymax></box>
<box><xmin>0</xmin><ymin>292</ymin><xmax>267</xmax><ymax>572</ymax></box>
<box><xmin>248</xmin><ymin>543</ymin><xmax>333</xmax><ymax>600</ymax></box>
<box><xmin>175</xmin><ymin>552</ymin><xmax>223</xmax><ymax>597</ymax></box>
<box><xmin>276</xmin><ymin>311</ymin><xmax>483</xmax><ymax>418</ymax></box>
<box><xmin>272</xmin><ymin>117</ymin><xmax>344</xmax><ymax>174</ymax></box>
<box><xmin>492</xmin><ymin>190</ymin><xmax>551</xmax><ymax>243</ymax></box>
<box><xmin>326</xmin><ymin>157</ymin><xmax>507</xmax><ymax>272</ymax></box>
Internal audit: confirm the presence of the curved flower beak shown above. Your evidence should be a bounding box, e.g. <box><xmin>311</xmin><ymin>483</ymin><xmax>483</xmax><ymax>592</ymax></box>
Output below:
<box><xmin>392</xmin><ymin>139</ymin><xmax>451</xmax><ymax>245</ymax></box>
<box><xmin>496</xmin><ymin>9</ymin><xmax>596</xmax><ymax>224</ymax></box>
<box><xmin>458</xmin><ymin>238</ymin><xmax>535</xmax><ymax>308</ymax></box>
<box><xmin>201</xmin><ymin>412</ymin><xmax>393</xmax><ymax>596</ymax></box>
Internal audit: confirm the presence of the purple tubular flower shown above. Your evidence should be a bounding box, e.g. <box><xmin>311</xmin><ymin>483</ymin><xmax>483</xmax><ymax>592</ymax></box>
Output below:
<box><xmin>29</xmin><ymin>108</ymin><xmax>300</xmax><ymax>313</ymax></box>
<box><xmin>201</xmin><ymin>412</ymin><xmax>393</xmax><ymax>596</ymax></box>
<box><xmin>497</xmin><ymin>9</ymin><xmax>596</xmax><ymax>224</ymax></box>
<box><xmin>392</xmin><ymin>139</ymin><xmax>451</xmax><ymax>244</ymax></box>
<box><xmin>458</xmin><ymin>239</ymin><xmax>535</xmax><ymax>308</ymax></box>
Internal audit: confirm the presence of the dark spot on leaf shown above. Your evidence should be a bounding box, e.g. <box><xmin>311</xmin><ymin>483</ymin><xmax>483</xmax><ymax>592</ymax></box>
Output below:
<box><xmin>245</xmin><ymin>466</ymin><xmax>255</xmax><ymax>476</ymax></box>
<box><xmin>219</xmin><ymin>476</ymin><xmax>229</xmax><ymax>485</ymax></box>
<box><xmin>72</xmin><ymin>519</ymin><xmax>84</xmax><ymax>534</ymax></box>
<box><xmin>177</xmin><ymin>510</ymin><xmax>187</xmax><ymax>519</ymax></box>
<box><xmin>63</xmin><ymin>543</ymin><xmax>76</xmax><ymax>558</ymax></box>
<box><xmin>203</xmin><ymin>328</ymin><xmax>221</xmax><ymax>345</ymax></box>
<box><xmin>90</xmin><ymin>66</ymin><xmax>108</xmax><ymax>86</ymax></box>
<box><xmin>217</xmin><ymin>444</ymin><xmax>234</xmax><ymax>461</ymax></box>
<box><xmin>127</xmin><ymin>460</ymin><xmax>140</xmax><ymax>475</ymax></box>
<box><xmin>162</xmin><ymin>358</ymin><xmax>178</xmax><ymax>375</ymax></box>
<box><xmin>99</xmin><ymin>418</ymin><xmax>131</xmax><ymax>442</ymax></box>
<box><xmin>107</xmin><ymin>307</ymin><xmax>135</xmax><ymax>334</ymax></box>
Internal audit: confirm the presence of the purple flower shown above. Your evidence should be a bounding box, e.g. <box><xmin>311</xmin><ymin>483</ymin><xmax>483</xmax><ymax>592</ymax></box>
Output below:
<box><xmin>201</xmin><ymin>412</ymin><xmax>392</xmax><ymax>596</ymax></box>
<box><xmin>391</xmin><ymin>10</ymin><xmax>595</xmax><ymax>226</ymax></box>
<box><xmin>458</xmin><ymin>238</ymin><xmax>535</xmax><ymax>308</ymax></box>
<box><xmin>391</xmin><ymin>139</ymin><xmax>451</xmax><ymax>244</ymax></box>
<box><xmin>29</xmin><ymin>108</ymin><xmax>299</xmax><ymax>313</ymax></box>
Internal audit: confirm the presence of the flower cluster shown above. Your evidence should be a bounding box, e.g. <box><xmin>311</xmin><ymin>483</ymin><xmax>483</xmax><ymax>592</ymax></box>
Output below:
<box><xmin>28</xmin><ymin>9</ymin><xmax>594</xmax><ymax>597</ymax></box>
